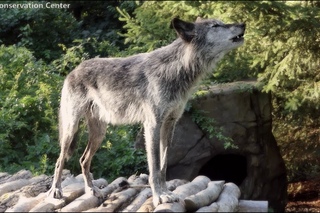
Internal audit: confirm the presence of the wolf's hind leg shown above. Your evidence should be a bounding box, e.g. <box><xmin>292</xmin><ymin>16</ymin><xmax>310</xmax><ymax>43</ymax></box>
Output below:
<box><xmin>47</xmin><ymin>108</ymin><xmax>81</xmax><ymax>199</ymax></box>
<box><xmin>80</xmin><ymin>112</ymin><xmax>107</xmax><ymax>198</ymax></box>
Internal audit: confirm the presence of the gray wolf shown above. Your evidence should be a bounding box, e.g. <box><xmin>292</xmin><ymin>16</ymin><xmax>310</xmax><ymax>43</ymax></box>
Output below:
<box><xmin>47</xmin><ymin>17</ymin><xmax>245</xmax><ymax>206</ymax></box>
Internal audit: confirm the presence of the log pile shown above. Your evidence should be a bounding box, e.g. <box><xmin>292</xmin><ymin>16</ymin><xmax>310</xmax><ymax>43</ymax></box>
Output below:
<box><xmin>0</xmin><ymin>170</ymin><xmax>268</xmax><ymax>212</ymax></box>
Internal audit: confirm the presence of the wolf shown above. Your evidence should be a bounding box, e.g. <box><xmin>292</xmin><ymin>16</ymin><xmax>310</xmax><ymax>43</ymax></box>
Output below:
<box><xmin>47</xmin><ymin>17</ymin><xmax>245</xmax><ymax>206</ymax></box>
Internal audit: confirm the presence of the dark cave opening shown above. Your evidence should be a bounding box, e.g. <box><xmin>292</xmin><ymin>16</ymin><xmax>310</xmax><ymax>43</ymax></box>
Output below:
<box><xmin>198</xmin><ymin>154</ymin><xmax>247</xmax><ymax>186</ymax></box>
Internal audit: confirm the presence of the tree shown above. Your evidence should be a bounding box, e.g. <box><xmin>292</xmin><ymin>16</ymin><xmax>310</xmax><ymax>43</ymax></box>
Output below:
<box><xmin>0</xmin><ymin>1</ymin><xmax>137</xmax><ymax>62</ymax></box>
<box><xmin>0</xmin><ymin>2</ymin><xmax>80</xmax><ymax>62</ymax></box>
<box><xmin>0</xmin><ymin>45</ymin><xmax>61</xmax><ymax>173</ymax></box>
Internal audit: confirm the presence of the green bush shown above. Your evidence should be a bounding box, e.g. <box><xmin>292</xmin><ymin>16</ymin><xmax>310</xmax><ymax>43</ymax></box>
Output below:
<box><xmin>0</xmin><ymin>45</ymin><xmax>61</xmax><ymax>174</ymax></box>
<box><xmin>0</xmin><ymin>2</ymin><xmax>80</xmax><ymax>62</ymax></box>
<box><xmin>91</xmin><ymin>124</ymin><xmax>147</xmax><ymax>181</ymax></box>
<box><xmin>64</xmin><ymin>122</ymin><xmax>147</xmax><ymax>182</ymax></box>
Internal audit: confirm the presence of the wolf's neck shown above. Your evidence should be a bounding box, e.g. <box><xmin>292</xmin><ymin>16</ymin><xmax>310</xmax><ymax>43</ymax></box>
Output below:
<box><xmin>156</xmin><ymin>39</ymin><xmax>223</xmax><ymax>83</ymax></box>
<box><xmin>147</xmin><ymin>39</ymin><xmax>224</xmax><ymax>102</ymax></box>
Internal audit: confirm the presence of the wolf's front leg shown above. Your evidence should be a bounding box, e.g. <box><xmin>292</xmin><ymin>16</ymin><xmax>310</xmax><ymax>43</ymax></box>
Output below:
<box><xmin>144</xmin><ymin>120</ymin><xmax>179</xmax><ymax>207</ymax></box>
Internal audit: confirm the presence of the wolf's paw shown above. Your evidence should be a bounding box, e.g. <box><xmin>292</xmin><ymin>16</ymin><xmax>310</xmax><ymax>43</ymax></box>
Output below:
<box><xmin>47</xmin><ymin>187</ymin><xmax>63</xmax><ymax>199</ymax></box>
<box><xmin>86</xmin><ymin>185</ymin><xmax>103</xmax><ymax>198</ymax></box>
<box><xmin>153</xmin><ymin>191</ymin><xmax>179</xmax><ymax>206</ymax></box>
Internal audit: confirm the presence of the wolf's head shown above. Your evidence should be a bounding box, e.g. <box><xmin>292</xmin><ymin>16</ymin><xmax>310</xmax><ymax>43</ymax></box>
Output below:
<box><xmin>172</xmin><ymin>17</ymin><xmax>245</xmax><ymax>58</ymax></box>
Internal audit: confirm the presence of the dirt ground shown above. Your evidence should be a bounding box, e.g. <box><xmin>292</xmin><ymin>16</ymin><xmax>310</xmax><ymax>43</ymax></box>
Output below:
<box><xmin>285</xmin><ymin>177</ymin><xmax>320</xmax><ymax>212</ymax></box>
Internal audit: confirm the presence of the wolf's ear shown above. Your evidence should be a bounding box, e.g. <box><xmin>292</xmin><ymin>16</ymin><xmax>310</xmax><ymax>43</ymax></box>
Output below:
<box><xmin>171</xmin><ymin>18</ymin><xmax>195</xmax><ymax>43</ymax></box>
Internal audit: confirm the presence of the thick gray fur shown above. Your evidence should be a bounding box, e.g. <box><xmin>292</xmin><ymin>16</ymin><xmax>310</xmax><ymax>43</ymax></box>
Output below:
<box><xmin>47</xmin><ymin>17</ymin><xmax>245</xmax><ymax>206</ymax></box>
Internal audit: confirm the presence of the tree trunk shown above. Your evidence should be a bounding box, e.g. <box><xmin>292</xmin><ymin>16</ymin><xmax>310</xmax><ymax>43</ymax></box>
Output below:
<box><xmin>238</xmin><ymin>200</ymin><xmax>268</xmax><ymax>212</ymax></box>
<box><xmin>174</xmin><ymin>176</ymin><xmax>211</xmax><ymax>199</ymax></box>
<box><xmin>0</xmin><ymin>179</ymin><xmax>32</xmax><ymax>197</ymax></box>
<box><xmin>85</xmin><ymin>175</ymin><xmax>148</xmax><ymax>212</ymax></box>
<box><xmin>5</xmin><ymin>193</ymin><xmax>47</xmax><ymax>212</ymax></box>
<box><xmin>166</xmin><ymin>179</ymin><xmax>189</xmax><ymax>191</ymax></box>
<box><xmin>216</xmin><ymin>182</ymin><xmax>241</xmax><ymax>212</ymax></box>
<box><xmin>154</xmin><ymin>201</ymin><xmax>186</xmax><ymax>213</ymax></box>
<box><xmin>136</xmin><ymin>197</ymin><xmax>154</xmax><ymax>212</ymax></box>
<box><xmin>0</xmin><ymin>171</ymin><xmax>70</xmax><ymax>212</ymax></box>
<box><xmin>196</xmin><ymin>202</ymin><xmax>219</xmax><ymax>212</ymax></box>
<box><xmin>0</xmin><ymin>170</ymin><xmax>32</xmax><ymax>185</ymax></box>
<box><xmin>154</xmin><ymin>176</ymin><xmax>210</xmax><ymax>212</ymax></box>
<box><xmin>21</xmin><ymin>175</ymin><xmax>52</xmax><ymax>197</ymax></box>
<box><xmin>184</xmin><ymin>181</ymin><xmax>225</xmax><ymax>212</ymax></box>
<box><xmin>122</xmin><ymin>188</ymin><xmax>152</xmax><ymax>212</ymax></box>
<box><xmin>60</xmin><ymin>178</ymin><xmax>108</xmax><ymax>212</ymax></box>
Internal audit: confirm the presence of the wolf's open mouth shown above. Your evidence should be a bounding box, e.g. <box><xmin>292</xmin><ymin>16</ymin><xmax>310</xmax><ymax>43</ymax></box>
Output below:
<box><xmin>231</xmin><ymin>33</ymin><xmax>244</xmax><ymax>42</ymax></box>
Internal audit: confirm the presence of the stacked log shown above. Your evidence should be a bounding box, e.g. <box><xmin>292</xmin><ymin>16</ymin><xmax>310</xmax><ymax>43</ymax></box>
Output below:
<box><xmin>0</xmin><ymin>170</ymin><xmax>268</xmax><ymax>212</ymax></box>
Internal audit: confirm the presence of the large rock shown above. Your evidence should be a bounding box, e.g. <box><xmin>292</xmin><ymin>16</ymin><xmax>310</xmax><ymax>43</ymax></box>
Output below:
<box><xmin>137</xmin><ymin>81</ymin><xmax>287</xmax><ymax>212</ymax></box>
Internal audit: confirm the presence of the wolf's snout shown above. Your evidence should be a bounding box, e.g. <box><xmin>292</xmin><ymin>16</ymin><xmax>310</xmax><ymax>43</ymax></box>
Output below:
<box><xmin>237</xmin><ymin>23</ymin><xmax>246</xmax><ymax>34</ymax></box>
<box><xmin>239</xmin><ymin>23</ymin><xmax>246</xmax><ymax>30</ymax></box>
<box><xmin>230</xmin><ymin>23</ymin><xmax>246</xmax><ymax>43</ymax></box>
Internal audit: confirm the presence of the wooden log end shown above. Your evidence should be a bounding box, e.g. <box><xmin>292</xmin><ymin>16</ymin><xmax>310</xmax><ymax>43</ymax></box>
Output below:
<box><xmin>238</xmin><ymin>200</ymin><xmax>268</xmax><ymax>212</ymax></box>
<box><xmin>154</xmin><ymin>200</ymin><xmax>185</xmax><ymax>212</ymax></box>
<box><xmin>137</xmin><ymin>197</ymin><xmax>154</xmax><ymax>212</ymax></box>
<box><xmin>184</xmin><ymin>198</ymin><xmax>198</xmax><ymax>212</ymax></box>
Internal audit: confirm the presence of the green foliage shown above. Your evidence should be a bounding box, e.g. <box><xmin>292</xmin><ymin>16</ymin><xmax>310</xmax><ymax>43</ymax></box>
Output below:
<box><xmin>70</xmin><ymin>1</ymin><xmax>136</xmax><ymax>48</ymax></box>
<box><xmin>65</xmin><ymin>123</ymin><xmax>147</xmax><ymax>182</ymax></box>
<box><xmin>0</xmin><ymin>45</ymin><xmax>62</xmax><ymax>173</ymax></box>
<box><xmin>52</xmin><ymin>38</ymin><xmax>121</xmax><ymax>75</ymax></box>
<box><xmin>117</xmin><ymin>1</ymin><xmax>211</xmax><ymax>53</ymax></box>
<box><xmin>0</xmin><ymin>1</ymin><xmax>80</xmax><ymax>62</ymax></box>
<box><xmin>117</xmin><ymin>1</ymin><xmax>253</xmax><ymax>78</ymax></box>
<box><xmin>189</xmin><ymin>108</ymin><xmax>237</xmax><ymax>150</ymax></box>
<box><xmin>273</xmin><ymin>102</ymin><xmax>320</xmax><ymax>181</ymax></box>
<box><xmin>0</xmin><ymin>1</ymin><xmax>137</xmax><ymax>62</ymax></box>
<box><xmin>93</xmin><ymin>125</ymin><xmax>147</xmax><ymax>181</ymax></box>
